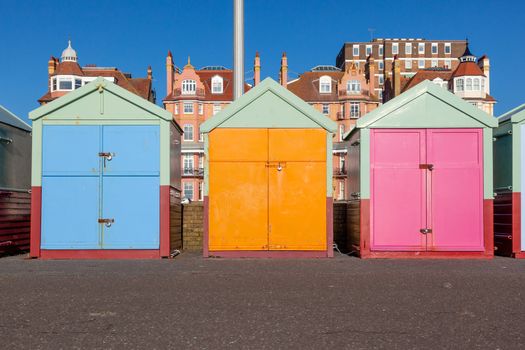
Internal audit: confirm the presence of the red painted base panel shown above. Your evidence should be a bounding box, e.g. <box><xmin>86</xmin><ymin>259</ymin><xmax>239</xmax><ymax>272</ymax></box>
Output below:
<box><xmin>514</xmin><ymin>252</ymin><xmax>525</xmax><ymax>259</ymax></box>
<box><xmin>39</xmin><ymin>250</ymin><xmax>161</xmax><ymax>260</ymax></box>
<box><xmin>206</xmin><ymin>250</ymin><xmax>330</xmax><ymax>258</ymax></box>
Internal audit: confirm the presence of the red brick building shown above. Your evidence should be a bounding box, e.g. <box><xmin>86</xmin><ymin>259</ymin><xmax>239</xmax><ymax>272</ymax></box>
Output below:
<box><xmin>38</xmin><ymin>41</ymin><xmax>155</xmax><ymax>105</ymax></box>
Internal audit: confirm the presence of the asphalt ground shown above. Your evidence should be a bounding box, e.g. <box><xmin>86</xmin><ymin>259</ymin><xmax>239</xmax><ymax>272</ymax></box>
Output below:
<box><xmin>0</xmin><ymin>253</ymin><xmax>524</xmax><ymax>349</ymax></box>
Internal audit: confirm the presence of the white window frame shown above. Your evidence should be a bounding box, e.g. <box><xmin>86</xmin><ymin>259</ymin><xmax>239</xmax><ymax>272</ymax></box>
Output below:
<box><xmin>183</xmin><ymin>124</ymin><xmax>194</xmax><ymax>141</ymax></box>
<box><xmin>51</xmin><ymin>77</ymin><xmax>57</xmax><ymax>91</ymax></box>
<box><xmin>405</xmin><ymin>43</ymin><xmax>412</xmax><ymax>54</ymax></box>
<box><xmin>378</xmin><ymin>75</ymin><xmax>384</xmax><ymax>85</ymax></box>
<box><xmin>174</xmin><ymin>103</ymin><xmax>179</xmax><ymax>115</ymax></box>
<box><xmin>379</xmin><ymin>45</ymin><xmax>384</xmax><ymax>56</ymax></box>
<box><xmin>392</xmin><ymin>42</ymin><xmax>399</xmax><ymax>55</ymax></box>
<box><xmin>418</xmin><ymin>43</ymin><xmax>425</xmax><ymax>54</ymax></box>
<box><xmin>319</xmin><ymin>76</ymin><xmax>332</xmax><ymax>93</ymax></box>
<box><xmin>338</xmin><ymin>181</ymin><xmax>345</xmax><ymax>200</ymax></box>
<box><xmin>418</xmin><ymin>60</ymin><xmax>425</xmax><ymax>69</ymax></box>
<box><xmin>57</xmin><ymin>76</ymin><xmax>74</xmax><ymax>91</ymax></box>
<box><xmin>199</xmin><ymin>125</ymin><xmax>204</xmax><ymax>142</ymax></box>
<box><xmin>183</xmin><ymin>156</ymin><xmax>194</xmax><ymax>175</ymax></box>
<box><xmin>456</xmin><ymin>78</ymin><xmax>464</xmax><ymax>91</ymax></box>
<box><xmin>353</xmin><ymin>45</ymin><xmax>359</xmax><ymax>56</ymax></box>
<box><xmin>431</xmin><ymin>60</ymin><xmax>438</xmax><ymax>68</ymax></box>
<box><xmin>445</xmin><ymin>43</ymin><xmax>451</xmax><ymax>54</ymax></box>
<box><xmin>339</xmin><ymin>124</ymin><xmax>345</xmax><ymax>142</ymax></box>
<box><xmin>346</xmin><ymin>80</ymin><xmax>361</xmax><ymax>94</ymax></box>
<box><xmin>481</xmin><ymin>78</ymin><xmax>485</xmax><ymax>93</ymax></box>
<box><xmin>183</xmin><ymin>102</ymin><xmax>194</xmax><ymax>114</ymax></box>
<box><xmin>366</xmin><ymin>45</ymin><xmax>372</xmax><ymax>56</ymax></box>
<box><xmin>198</xmin><ymin>103</ymin><xmax>203</xmax><ymax>115</ymax></box>
<box><xmin>322</xmin><ymin>104</ymin><xmax>329</xmax><ymax>114</ymax></box>
<box><xmin>213</xmin><ymin>103</ymin><xmax>221</xmax><ymax>115</ymax></box>
<box><xmin>211</xmin><ymin>75</ymin><xmax>223</xmax><ymax>94</ymax></box>
<box><xmin>378</xmin><ymin>61</ymin><xmax>384</xmax><ymax>70</ymax></box>
<box><xmin>473</xmin><ymin>78</ymin><xmax>480</xmax><ymax>91</ymax></box>
<box><xmin>183</xmin><ymin>182</ymin><xmax>194</xmax><ymax>200</ymax></box>
<box><xmin>182</xmin><ymin>79</ymin><xmax>196</xmax><ymax>95</ymax></box>
<box><xmin>431</xmin><ymin>43</ymin><xmax>438</xmax><ymax>54</ymax></box>
<box><xmin>466</xmin><ymin>78</ymin><xmax>473</xmax><ymax>91</ymax></box>
<box><xmin>405</xmin><ymin>60</ymin><xmax>412</xmax><ymax>69</ymax></box>
<box><xmin>350</xmin><ymin>102</ymin><xmax>360</xmax><ymax>118</ymax></box>
<box><xmin>445</xmin><ymin>59</ymin><xmax>451</xmax><ymax>69</ymax></box>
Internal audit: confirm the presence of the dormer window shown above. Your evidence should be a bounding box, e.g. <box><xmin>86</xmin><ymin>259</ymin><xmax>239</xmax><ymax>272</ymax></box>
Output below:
<box><xmin>347</xmin><ymin>80</ymin><xmax>361</xmax><ymax>94</ymax></box>
<box><xmin>456</xmin><ymin>78</ymin><xmax>464</xmax><ymax>91</ymax></box>
<box><xmin>58</xmin><ymin>76</ymin><xmax>73</xmax><ymax>90</ymax></box>
<box><xmin>466</xmin><ymin>78</ymin><xmax>473</xmax><ymax>91</ymax></box>
<box><xmin>211</xmin><ymin>75</ymin><xmax>223</xmax><ymax>94</ymax></box>
<box><xmin>75</xmin><ymin>78</ymin><xmax>82</xmax><ymax>89</ymax></box>
<box><xmin>473</xmin><ymin>78</ymin><xmax>480</xmax><ymax>91</ymax></box>
<box><xmin>182</xmin><ymin>79</ymin><xmax>196</xmax><ymax>95</ymax></box>
<box><xmin>319</xmin><ymin>76</ymin><xmax>331</xmax><ymax>93</ymax></box>
<box><xmin>51</xmin><ymin>77</ymin><xmax>57</xmax><ymax>91</ymax></box>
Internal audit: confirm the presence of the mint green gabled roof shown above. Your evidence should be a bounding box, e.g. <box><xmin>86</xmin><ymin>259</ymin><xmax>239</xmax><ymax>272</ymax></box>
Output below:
<box><xmin>498</xmin><ymin>103</ymin><xmax>525</xmax><ymax>124</ymax></box>
<box><xmin>200</xmin><ymin>78</ymin><xmax>337</xmax><ymax>133</ymax></box>
<box><xmin>344</xmin><ymin>80</ymin><xmax>496</xmax><ymax>140</ymax></box>
<box><xmin>29</xmin><ymin>77</ymin><xmax>175</xmax><ymax>125</ymax></box>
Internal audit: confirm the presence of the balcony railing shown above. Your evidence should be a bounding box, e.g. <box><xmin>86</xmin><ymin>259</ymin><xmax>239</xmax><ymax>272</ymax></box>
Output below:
<box><xmin>338</xmin><ymin>89</ymin><xmax>370</xmax><ymax>97</ymax></box>
<box><xmin>173</xmin><ymin>88</ymin><xmax>205</xmax><ymax>98</ymax></box>
<box><xmin>183</xmin><ymin>167</ymin><xmax>204</xmax><ymax>177</ymax></box>
<box><xmin>336</xmin><ymin>111</ymin><xmax>361</xmax><ymax>120</ymax></box>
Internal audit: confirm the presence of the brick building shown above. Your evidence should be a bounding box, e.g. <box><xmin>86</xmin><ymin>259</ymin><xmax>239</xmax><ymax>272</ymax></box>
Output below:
<box><xmin>285</xmin><ymin>53</ymin><xmax>380</xmax><ymax>200</ymax></box>
<box><xmin>39</xmin><ymin>41</ymin><xmax>155</xmax><ymax>104</ymax></box>
<box><xmin>336</xmin><ymin>38</ymin><xmax>468</xmax><ymax>100</ymax></box>
<box><xmin>163</xmin><ymin>51</ymin><xmax>253</xmax><ymax>201</ymax></box>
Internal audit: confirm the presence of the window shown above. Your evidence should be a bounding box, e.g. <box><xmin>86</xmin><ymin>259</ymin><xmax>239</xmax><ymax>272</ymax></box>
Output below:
<box><xmin>456</xmin><ymin>78</ymin><xmax>464</xmax><ymax>91</ymax></box>
<box><xmin>405</xmin><ymin>43</ymin><xmax>412</xmax><ymax>54</ymax></box>
<box><xmin>418</xmin><ymin>43</ymin><xmax>425</xmax><ymax>54</ymax></box>
<box><xmin>339</xmin><ymin>154</ymin><xmax>345</xmax><ymax>170</ymax></box>
<box><xmin>198</xmin><ymin>103</ymin><xmax>203</xmax><ymax>115</ymax></box>
<box><xmin>182</xmin><ymin>79</ymin><xmax>196</xmax><ymax>94</ymax></box>
<box><xmin>418</xmin><ymin>60</ymin><xmax>425</xmax><ymax>68</ymax></box>
<box><xmin>392</xmin><ymin>43</ymin><xmax>399</xmax><ymax>55</ymax></box>
<box><xmin>378</xmin><ymin>89</ymin><xmax>383</xmax><ymax>101</ymax></box>
<box><xmin>378</xmin><ymin>45</ymin><xmax>384</xmax><ymax>56</ymax></box>
<box><xmin>211</xmin><ymin>75</ymin><xmax>223</xmax><ymax>94</ymax></box>
<box><xmin>51</xmin><ymin>77</ymin><xmax>57</xmax><ymax>91</ymax></box>
<box><xmin>174</xmin><ymin>103</ymin><xmax>179</xmax><ymax>115</ymax></box>
<box><xmin>198</xmin><ymin>182</ymin><xmax>203</xmax><ymax>201</ymax></box>
<box><xmin>444</xmin><ymin>60</ymin><xmax>451</xmax><ymax>69</ymax></box>
<box><xmin>319</xmin><ymin>76</ymin><xmax>331</xmax><ymax>93</ymax></box>
<box><xmin>431</xmin><ymin>60</ymin><xmax>438</xmax><ymax>67</ymax></box>
<box><xmin>183</xmin><ymin>156</ymin><xmax>194</xmax><ymax>175</ymax></box>
<box><xmin>199</xmin><ymin>155</ymin><xmax>204</xmax><ymax>169</ymax></box>
<box><xmin>350</xmin><ymin>103</ymin><xmax>360</xmax><ymax>118</ymax></box>
<box><xmin>346</xmin><ymin>80</ymin><xmax>361</xmax><ymax>94</ymax></box>
<box><xmin>322</xmin><ymin>104</ymin><xmax>329</xmax><ymax>114</ymax></box>
<box><xmin>183</xmin><ymin>124</ymin><xmax>194</xmax><ymax>141</ymax></box>
<box><xmin>74</xmin><ymin>78</ymin><xmax>82</xmax><ymax>89</ymax></box>
<box><xmin>378</xmin><ymin>61</ymin><xmax>384</xmax><ymax>70</ymax></box>
<box><xmin>405</xmin><ymin>60</ymin><xmax>412</xmax><ymax>69</ymax></box>
<box><xmin>431</xmin><ymin>43</ymin><xmax>438</xmax><ymax>54</ymax></box>
<box><xmin>466</xmin><ymin>78</ymin><xmax>473</xmax><ymax>91</ymax></box>
<box><xmin>183</xmin><ymin>182</ymin><xmax>194</xmax><ymax>200</ymax></box>
<box><xmin>213</xmin><ymin>103</ymin><xmax>221</xmax><ymax>115</ymax></box>
<box><xmin>378</xmin><ymin>75</ymin><xmax>384</xmax><ymax>85</ymax></box>
<box><xmin>366</xmin><ymin>45</ymin><xmax>372</xmax><ymax>56</ymax></box>
<box><xmin>199</xmin><ymin>126</ymin><xmax>204</xmax><ymax>142</ymax></box>
<box><xmin>183</xmin><ymin>102</ymin><xmax>194</xmax><ymax>114</ymax></box>
<box><xmin>339</xmin><ymin>124</ymin><xmax>345</xmax><ymax>142</ymax></box>
<box><xmin>473</xmin><ymin>78</ymin><xmax>480</xmax><ymax>91</ymax></box>
<box><xmin>58</xmin><ymin>77</ymin><xmax>73</xmax><ymax>90</ymax></box>
<box><xmin>353</xmin><ymin>45</ymin><xmax>359</xmax><ymax>56</ymax></box>
<box><xmin>481</xmin><ymin>78</ymin><xmax>485</xmax><ymax>92</ymax></box>
<box><xmin>338</xmin><ymin>181</ymin><xmax>345</xmax><ymax>200</ymax></box>
<box><xmin>445</xmin><ymin>43</ymin><xmax>451</xmax><ymax>54</ymax></box>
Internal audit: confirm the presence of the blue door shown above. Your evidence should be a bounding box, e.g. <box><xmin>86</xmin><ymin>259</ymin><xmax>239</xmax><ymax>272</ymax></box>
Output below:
<box><xmin>41</xmin><ymin>125</ymin><xmax>160</xmax><ymax>250</ymax></box>
<box><xmin>100</xmin><ymin>126</ymin><xmax>160</xmax><ymax>249</ymax></box>
<box><xmin>41</xmin><ymin>126</ymin><xmax>101</xmax><ymax>249</ymax></box>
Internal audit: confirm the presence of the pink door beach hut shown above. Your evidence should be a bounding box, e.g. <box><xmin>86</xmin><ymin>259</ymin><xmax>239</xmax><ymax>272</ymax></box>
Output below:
<box><xmin>344</xmin><ymin>81</ymin><xmax>496</xmax><ymax>258</ymax></box>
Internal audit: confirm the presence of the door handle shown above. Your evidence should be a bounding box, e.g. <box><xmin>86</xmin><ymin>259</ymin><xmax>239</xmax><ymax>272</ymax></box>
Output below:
<box><xmin>98</xmin><ymin>218</ymin><xmax>115</xmax><ymax>227</ymax></box>
<box><xmin>420</xmin><ymin>228</ymin><xmax>432</xmax><ymax>234</ymax></box>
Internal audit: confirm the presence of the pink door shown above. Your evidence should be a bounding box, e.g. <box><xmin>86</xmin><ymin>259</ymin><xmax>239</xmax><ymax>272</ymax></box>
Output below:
<box><xmin>427</xmin><ymin>129</ymin><xmax>484</xmax><ymax>251</ymax></box>
<box><xmin>370</xmin><ymin>129</ymin><xmax>426</xmax><ymax>251</ymax></box>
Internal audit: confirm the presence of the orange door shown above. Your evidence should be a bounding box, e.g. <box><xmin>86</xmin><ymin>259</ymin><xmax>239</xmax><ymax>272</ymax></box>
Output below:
<box><xmin>208</xmin><ymin>129</ymin><xmax>268</xmax><ymax>251</ymax></box>
<box><xmin>268</xmin><ymin>129</ymin><xmax>326</xmax><ymax>251</ymax></box>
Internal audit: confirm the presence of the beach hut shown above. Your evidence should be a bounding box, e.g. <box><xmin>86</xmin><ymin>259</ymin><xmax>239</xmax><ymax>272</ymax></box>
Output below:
<box><xmin>493</xmin><ymin>103</ymin><xmax>525</xmax><ymax>258</ymax></box>
<box><xmin>200</xmin><ymin>78</ymin><xmax>337</xmax><ymax>257</ymax></box>
<box><xmin>29</xmin><ymin>77</ymin><xmax>182</xmax><ymax>259</ymax></box>
<box><xmin>0</xmin><ymin>105</ymin><xmax>32</xmax><ymax>255</ymax></box>
<box><xmin>344</xmin><ymin>80</ymin><xmax>496</xmax><ymax>258</ymax></box>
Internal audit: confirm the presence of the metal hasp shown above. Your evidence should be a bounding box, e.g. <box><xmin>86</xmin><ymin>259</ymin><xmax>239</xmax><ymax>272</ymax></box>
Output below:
<box><xmin>98</xmin><ymin>218</ymin><xmax>115</xmax><ymax>227</ymax></box>
<box><xmin>233</xmin><ymin>0</ymin><xmax>244</xmax><ymax>100</ymax></box>
<box><xmin>419</xmin><ymin>163</ymin><xmax>434</xmax><ymax>170</ymax></box>
<box><xmin>420</xmin><ymin>228</ymin><xmax>432</xmax><ymax>234</ymax></box>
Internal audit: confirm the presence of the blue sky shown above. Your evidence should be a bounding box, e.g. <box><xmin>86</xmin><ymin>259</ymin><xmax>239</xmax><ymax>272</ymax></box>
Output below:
<box><xmin>1</xmin><ymin>0</ymin><xmax>523</xmax><ymax>121</ymax></box>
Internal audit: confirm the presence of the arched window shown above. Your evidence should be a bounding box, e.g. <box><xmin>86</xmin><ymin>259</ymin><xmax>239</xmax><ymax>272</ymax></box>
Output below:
<box><xmin>319</xmin><ymin>76</ymin><xmax>331</xmax><ymax>93</ymax></box>
<box><xmin>456</xmin><ymin>78</ymin><xmax>464</xmax><ymax>92</ymax></box>
<box><xmin>182</xmin><ymin>80</ymin><xmax>196</xmax><ymax>94</ymax></box>
<box><xmin>473</xmin><ymin>78</ymin><xmax>480</xmax><ymax>91</ymax></box>
<box><xmin>211</xmin><ymin>75</ymin><xmax>223</xmax><ymax>94</ymax></box>
<box><xmin>346</xmin><ymin>80</ymin><xmax>361</xmax><ymax>94</ymax></box>
<box><xmin>466</xmin><ymin>78</ymin><xmax>473</xmax><ymax>91</ymax></box>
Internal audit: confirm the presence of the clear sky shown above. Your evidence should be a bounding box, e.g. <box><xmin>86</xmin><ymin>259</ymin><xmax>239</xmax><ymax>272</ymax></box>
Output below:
<box><xmin>1</xmin><ymin>0</ymin><xmax>523</xmax><ymax>121</ymax></box>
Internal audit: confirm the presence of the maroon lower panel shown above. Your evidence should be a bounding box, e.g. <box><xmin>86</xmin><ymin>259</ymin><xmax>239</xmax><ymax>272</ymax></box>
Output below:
<box><xmin>29</xmin><ymin>187</ymin><xmax>42</xmax><ymax>258</ymax></box>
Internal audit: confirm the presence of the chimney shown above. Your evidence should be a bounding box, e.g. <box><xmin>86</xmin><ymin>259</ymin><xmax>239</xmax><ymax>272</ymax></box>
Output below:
<box><xmin>366</xmin><ymin>55</ymin><xmax>375</xmax><ymax>97</ymax></box>
<box><xmin>392</xmin><ymin>55</ymin><xmax>401</xmax><ymax>97</ymax></box>
<box><xmin>478</xmin><ymin>56</ymin><xmax>490</xmax><ymax>94</ymax></box>
<box><xmin>233</xmin><ymin>0</ymin><xmax>244</xmax><ymax>99</ymax></box>
<box><xmin>147</xmin><ymin>65</ymin><xmax>152</xmax><ymax>80</ymax></box>
<box><xmin>280</xmin><ymin>52</ymin><xmax>288</xmax><ymax>87</ymax></box>
<box><xmin>48</xmin><ymin>56</ymin><xmax>57</xmax><ymax>76</ymax></box>
<box><xmin>254</xmin><ymin>52</ymin><xmax>261</xmax><ymax>86</ymax></box>
<box><xmin>166</xmin><ymin>50</ymin><xmax>174</xmax><ymax>95</ymax></box>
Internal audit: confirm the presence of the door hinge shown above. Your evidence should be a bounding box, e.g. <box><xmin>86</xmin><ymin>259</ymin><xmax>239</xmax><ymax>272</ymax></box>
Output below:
<box><xmin>420</xmin><ymin>228</ymin><xmax>432</xmax><ymax>234</ymax></box>
<box><xmin>419</xmin><ymin>164</ymin><xmax>434</xmax><ymax>170</ymax></box>
<box><xmin>98</xmin><ymin>218</ymin><xmax>115</xmax><ymax>227</ymax></box>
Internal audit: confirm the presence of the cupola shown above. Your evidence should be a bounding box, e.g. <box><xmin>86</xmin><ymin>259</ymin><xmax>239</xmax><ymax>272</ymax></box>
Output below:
<box><xmin>61</xmin><ymin>40</ymin><xmax>78</xmax><ymax>62</ymax></box>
